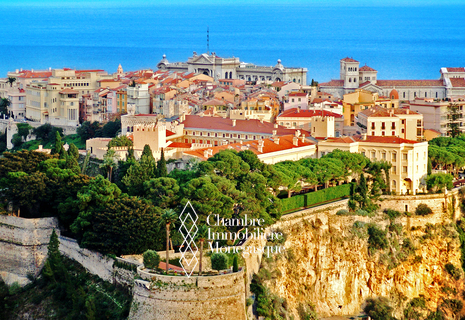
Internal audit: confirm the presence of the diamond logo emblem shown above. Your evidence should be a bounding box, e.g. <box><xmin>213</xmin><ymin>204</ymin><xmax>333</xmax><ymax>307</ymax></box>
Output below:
<box><xmin>179</xmin><ymin>201</ymin><xmax>199</xmax><ymax>277</ymax></box>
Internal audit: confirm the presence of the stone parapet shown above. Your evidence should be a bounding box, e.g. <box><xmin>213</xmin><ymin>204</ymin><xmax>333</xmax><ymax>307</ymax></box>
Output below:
<box><xmin>129</xmin><ymin>269</ymin><xmax>246</xmax><ymax>320</ymax></box>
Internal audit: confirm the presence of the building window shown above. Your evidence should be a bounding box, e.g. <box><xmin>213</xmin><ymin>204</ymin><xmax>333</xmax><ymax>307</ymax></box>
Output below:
<box><xmin>417</xmin><ymin>120</ymin><xmax>422</xmax><ymax>127</ymax></box>
<box><xmin>402</xmin><ymin>166</ymin><xmax>408</xmax><ymax>173</ymax></box>
<box><xmin>403</xmin><ymin>92</ymin><xmax>406</xmax><ymax>99</ymax></box>
<box><xmin>382</xmin><ymin>152</ymin><xmax>386</xmax><ymax>160</ymax></box>
<box><xmin>392</xmin><ymin>166</ymin><xmax>397</xmax><ymax>174</ymax></box>
<box><xmin>371</xmin><ymin>151</ymin><xmax>376</xmax><ymax>159</ymax></box>
<box><xmin>402</xmin><ymin>153</ymin><xmax>408</xmax><ymax>160</ymax></box>
<box><xmin>382</xmin><ymin>131</ymin><xmax>385</xmax><ymax>136</ymax></box>
<box><xmin>392</xmin><ymin>153</ymin><xmax>396</xmax><ymax>161</ymax></box>
<box><xmin>371</xmin><ymin>123</ymin><xmax>375</xmax><ymax>129</ymax></box>
<box><xmin>372</xmin><ymin>131</ymin><xmax>375</xmax><ymax>135</ymax></box>
<box><xmin>381</xmin><ymin>122</ymin><xmax>386</xmax><ymax>130</ymax></box>
<box><xmin>392</xmin><ymin>131</ymin><xmax>395</xmax><ymax>136</ymax></box>
<box><xmin>391</xmin><ymin>122</ymin><xmax>395</xmax><ymax>129</ymax></box>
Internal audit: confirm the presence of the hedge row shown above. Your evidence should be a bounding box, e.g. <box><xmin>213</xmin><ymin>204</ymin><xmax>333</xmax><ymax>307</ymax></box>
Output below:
<box><xmin>280</xmin><ymin>183</ymin><xmax>352</xmax><ymax>212</ymax></box>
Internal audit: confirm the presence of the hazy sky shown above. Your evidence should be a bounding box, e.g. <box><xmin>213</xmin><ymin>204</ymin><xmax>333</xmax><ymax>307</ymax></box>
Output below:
<box><xmin>1</xmin><ymin>0</ymin><xmax>462</xmax><ymax>6</ymax></box>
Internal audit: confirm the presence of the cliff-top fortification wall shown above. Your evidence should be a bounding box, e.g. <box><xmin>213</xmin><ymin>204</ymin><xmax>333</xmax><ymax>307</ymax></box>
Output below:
<box><xmin>0</xmin><ymin>215</ymin><xmax>58</xmax><ymax>286</ymax></box>
<box><xmin>129</xmin><ymin>268</ymin><xmax>246</xmax><ymax>320</ymax></box>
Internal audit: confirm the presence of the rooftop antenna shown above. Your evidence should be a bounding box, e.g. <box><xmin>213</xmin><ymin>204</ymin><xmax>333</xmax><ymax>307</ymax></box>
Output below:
<box><xmin>207</xmin><ymin>26</ymin><xmax>209</xmax><ymax>54</ymax></box>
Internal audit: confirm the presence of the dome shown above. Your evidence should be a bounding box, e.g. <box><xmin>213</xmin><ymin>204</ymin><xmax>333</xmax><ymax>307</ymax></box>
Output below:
<box><xmin>389</xmin><ymin>89</ymin><xmax>399</xmax><ymax>100</ymax></box>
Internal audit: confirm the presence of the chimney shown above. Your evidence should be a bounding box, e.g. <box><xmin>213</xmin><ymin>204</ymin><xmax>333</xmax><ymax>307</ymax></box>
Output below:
<box><xmin>232</xmin><ymin>119</ymin><xmax>236</xmax><ymax>127</ymax></box>
<box><xmin>38</xmin><ymin>145</ymin><xmax>43</xmax><ymax>151</ymax></box>
<box><xmin>274</xmin><ymin>137</ymin><xmax>280</xmax><ymax>145</ymax></box>
<box><xmin>272</xmin><ymin>130</ymin><xmax>277</xmax><ymax>136</ymax></box>
<box><xmin>260</xmin><ymin>119</ymin><xmax>263</xmax><ymax>124</ymax></box>
<box><xmin>274</xmin><ymin>123</ymin><xmax>278</xmax><ymax>129</ymax></box>
<box><xmin>258</xmin><ymin>140</ymin><xmax>264</xmax><ymax>153</ymax></box>
<box><xmin>297</xmin><ymin>107</ymin><xmax>300</xmax><ymax>113</ymax></box>
<box><xmin>301</xmin><ymin>134</ymin><xmax>305</xmax><ymax>142</ymax></box>
<box><xmin>203</xmin><ymin>150</ymin><xmax>209</xmax><ymax>158</ymax></box>
<box><xmin>295</xmin><ymin>130</ymin><xmax>301</xmax><ymax>137</ymax></box>
<box><xmin>407</xmin><ymin>109</ymin><xmax>410</xmax><ymax>114</ymax></box>
<box><xmin>362</xmin><ymin>133</ymin><xmax>367</xmax><ymax>140</ymax></box>
<box><xmin>293</xmin><ymin>136</ymin><xmax>298</xmax><ymax>146</ymax></box>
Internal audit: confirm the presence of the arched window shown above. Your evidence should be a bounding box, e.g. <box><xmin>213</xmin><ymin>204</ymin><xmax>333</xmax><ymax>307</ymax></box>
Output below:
<box><xmin>225</xmin><ymin>72</ymin><xmax>228</xmax><ymax>79</ymax></box>
<box><xmin>349</xmin><ymin>78</ymin><xmax>352</xmax><ymax>82</ymax></box>
<box><xmin>229</xmin><ymin>71</ymin><xmax>232</xmax><ymax>79</ymax></box>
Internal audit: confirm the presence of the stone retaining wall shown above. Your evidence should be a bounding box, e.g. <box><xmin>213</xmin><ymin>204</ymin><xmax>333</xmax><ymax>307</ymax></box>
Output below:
<box><xmin>129</xmin><ymin>268</ymin><xmax>246</xmax><ymax>320</ymax></box>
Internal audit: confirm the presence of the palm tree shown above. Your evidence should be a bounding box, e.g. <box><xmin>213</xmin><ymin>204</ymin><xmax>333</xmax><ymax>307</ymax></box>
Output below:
<box><xmin>7</xmin><ymin>77</ymin><xmax>16</xmax><ymax>87</ymax></box>
<box><xmin>161</xmin><ymin>209</ymin><xmax>178</xmax><ymax>273</ymax></box>
<box><xmin>100</xmin><ymin>149</ymin><xmax>119</xmax><ymax>181</ymax></box>
<box><xmin>196</xmin><ymin>225</ymin><xmax>209</xmax><ymax>275</ymax></box>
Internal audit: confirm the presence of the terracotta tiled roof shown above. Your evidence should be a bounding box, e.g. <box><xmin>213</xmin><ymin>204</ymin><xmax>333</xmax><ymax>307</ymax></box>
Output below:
<box><xmin>356</xmin><ymin>135</ymin><xmax>420</xmax><ymax>144</ymax></box>
<box><xmin>16</xmin><ymin>71</ymin><xmax>52</xmax><ymax>78</ymax></box>
<box><xmin>358</xmin><ymin>105</ymin><xmax>419</xmax><ymax>118</ymax></box>
<box><xmin>319</xmin><ymin>80</ymin><xmax>344</xmax><ymax>87</ymax></box>
<box><xmin>376</xmin><ymin>80</ymin><xmax>444</xmax><ymax>87</ymax></box>
<box><xmin>288</xmin><ymin>92</ymin><xmax>307</xmax><ymax>97</ymax></box>
<box><xmin>359</xmin><ymin>81</ymin><xmax>371</xmax><ymax>88</ymax></box>
<box><xmin>278</xmin><ymin>108</ymin><xmax>342</xmax><ymax>118</ymax></box>
<box><xmin>271</xmin><ymin>81</ymin><xmax>286</xmax><ymax>87</ymax></box>
<box><xmin>167</xmin><ymin>142</ymin><xmax>192</xmax><ymax>148</ymax></box>
<box><xmin>450</xmin><ymin>78</ymin><xmax>465</xmax><ymax>88</ymax></box>
<box><xmin>341</xmin><ymin>57</ymin><xmax>358</xmax><ymax>63</ymax></box>
<box><xmin>134</xmin><ymin>114</ymin><xmax>157</xmax><ymax>117</ymax></box>
<box><xmin>182</xmin><ymin>115</ymin><xmax>310</xmax><ymax>136</ymax></box>
<box><xmin>360</xmin><ymin>65</ymin><xmax>376</xmax><ymax>72</ymax></box>
<box><xmin>446</xmin><ymin>68</ymin><xmax>465</xmax><ymax>73</ymax></box>
<box><xmin>59</xmin><ymin>88</ymin><xmax>79</xmax><ymax>94</ymax></box>
<box><xmin>166</xmin><ymin>130</ymin><xmax>176</xmax><ymax>137</ymax></box>
<box><xmin>184</xmin><ymin>134</ymin><xmax>314</xmax><ymax>160</ymax></box>
<box><xmin>316</xmin><ymin>136</ymin><xmax>357</xmax><ymax>144</ymax></box>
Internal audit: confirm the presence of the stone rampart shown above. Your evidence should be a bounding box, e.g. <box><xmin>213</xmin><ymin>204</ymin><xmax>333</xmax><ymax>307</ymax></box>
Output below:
<box><xmin>58</xmin><ymin>236</ymin><xmax>114</xmax><ymax>282</ymax></box>
<box><xmin>379</xmin><ymin>188</ymin><xmax>461</xmax><ymax>220</ymax></box>
<box><xmin>129</xmin><ymin>268</ymin><xmax>246</xmax><ymax>320</ymax></box>
<box><xmin>0</xmin><ymin>215</ymin><xmax>58</xmax><ymax>286</ymax></box>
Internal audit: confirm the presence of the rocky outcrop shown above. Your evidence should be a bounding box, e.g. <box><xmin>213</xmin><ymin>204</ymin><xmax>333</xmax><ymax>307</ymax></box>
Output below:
<box><xmin>261</xmin><ymin>210</ymin><xmax>463</xmax><ymax>319</ymax></box>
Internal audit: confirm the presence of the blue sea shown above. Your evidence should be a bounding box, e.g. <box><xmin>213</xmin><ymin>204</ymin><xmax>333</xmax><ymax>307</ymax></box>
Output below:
<box><xmin>1</xmin><ymin>3</ymin><xmax>465</xmax><ymax>83</ymax></box>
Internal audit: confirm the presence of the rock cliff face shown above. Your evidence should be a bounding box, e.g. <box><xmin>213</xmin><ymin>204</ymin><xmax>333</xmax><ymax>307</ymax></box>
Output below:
<box><xmin>261</xmin><ymin>211</ymin><xmax>464</xmax><ymax>319</ymax></box>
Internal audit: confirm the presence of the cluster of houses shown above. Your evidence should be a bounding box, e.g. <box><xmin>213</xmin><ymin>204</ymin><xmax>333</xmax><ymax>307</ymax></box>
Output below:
<box><xmin>3</xmin><ymin>54</ymin><xmax>465</xmax><ymax>195</ymax></box>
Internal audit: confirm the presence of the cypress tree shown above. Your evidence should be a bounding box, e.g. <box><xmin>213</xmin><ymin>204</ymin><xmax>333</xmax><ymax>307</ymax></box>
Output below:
<box><xmin>157</xmin><ymin>148</ymin><xmax>167</xmax><ymax>177</ymax></box>
<box><xmin>127</xmin><ymin>146</ymin><xmax>135</xmax><ymax>162</ymax></box>
<box><xmin>427</xmin><ymin>157</ymin><xmax>432</xmax><ymax>176</ymax></box>
<box><xmin>51</xmin><ymin>131</ymin><xmax>66</xmax><ymax>159</ymax></box>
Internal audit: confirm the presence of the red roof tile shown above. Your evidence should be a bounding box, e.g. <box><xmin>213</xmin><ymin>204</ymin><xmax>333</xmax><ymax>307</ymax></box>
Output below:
<box><xmin>360</xmin><ymin>65</ymin><xmax>376</xmax><ymax>72</ymax></box>
<box><xmin>278</xmin><ymin>108</ymin><xmax>342</xmax><ymax>119</ymax></box>
<box><xmin>184</xmin><ymin>134</ymin><xmax>314</xmax><ymax>160</ymax></box>
<box><xmin>450</xmin><ymin>78</ymin><xmax>465</xmax><ymax>88</ymax></box>
<box><xmin>341</xmin><ymin>57</ymin><xmax>359</xmax><ymax>63</ymax></box>
<box><xmin>446</xmin><ymin>68</ymin><xmax>465</xmax><ymax>73</ymax></box>
<box><xmin>167</xmin><ymin>142</ymin><xmax>192</xmax><ymax>148</ymax></box>
<box><xmin>182</xmin><ymin>115</ymin><xmax>310</xmax><ymax>136</ymax></box>
<box><xmin>376</xmin><ymin>80</ymin><xmax>444</xmax><ymax>87</ymax></box>
<box><xmin>59</xmin><ymin>88</ymin><xmax>79</xmax><ymax>94</ymax></box>
<box><xmin>166</xmin><ymin>129</ymin><xmax>176</xmax><ymax>137</ymax></box>
<box><xmin>288</xmin><ymin>92</ymin><xmax>307</xmax><ymax>97</ymax></box>
<box><xmin>319</xmin><ymin>80</ymin><xmax>344</xmax><ymax>87</ymax></box>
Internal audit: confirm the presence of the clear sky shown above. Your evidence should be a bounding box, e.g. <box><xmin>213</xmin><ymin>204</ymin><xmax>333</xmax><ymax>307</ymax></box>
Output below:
<box><xmin>0</xmin><ymin>0</ymin><xmax>463</xmax><ymax>6</ymax></box>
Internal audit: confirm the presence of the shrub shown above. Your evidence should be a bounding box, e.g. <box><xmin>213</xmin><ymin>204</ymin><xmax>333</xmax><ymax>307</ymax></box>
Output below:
<box><xmin>232</xmin><ymin>255</ymin><xmax>239</xmax><ymax>272</ymax></box>
<box><xmin>415</xmin><ymin>203</ymin><xmax>433</xmax><ymax>216</ymax></box>
<box><xmin>355</xmin><ymin>209</ymin><xmax>370</xmax><ymax>217</ymax></box>
<box><xmin>445</xmin><ymin>263</ymin><xmax>461</xmax><ymax>280</ymax></box>
<box><xmin>143</xmin><ymin>250</ymin><xmax>160</xmax><ymax>270</ymax></box>
<box><xmin>364</xmin><ymin>297</ymin><xmax>395</xmax><ymax>320</ymax></box>
<box><xmin>8</xmin><ymin>282</ymin><xmax>21</xmax><ymax>296</ymax></box>
<box><xmin>367</xmin><ymin>224</ymin><xmax>388</xmax><ymax>252</ymax></box>
<box><xmin>211</xmin><ymin>253</ymin><xmax>228</xmax><ymax>271</ymax></box>
<box><xmin>384</xmin><ymin>208</ymin><xmax>402</xmax><ymax>220</ymax></box>
<box><xmin>336</xmin><ymin>209</ymin><xmax>349</xmax><ymax>216</ymax></box>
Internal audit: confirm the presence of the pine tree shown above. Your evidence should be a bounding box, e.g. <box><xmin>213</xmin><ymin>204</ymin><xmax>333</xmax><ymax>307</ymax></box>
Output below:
<box><xmin>157</xmin><ymin>148</ymin><xmax>167</xmax><ymax>177</ymax></box>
